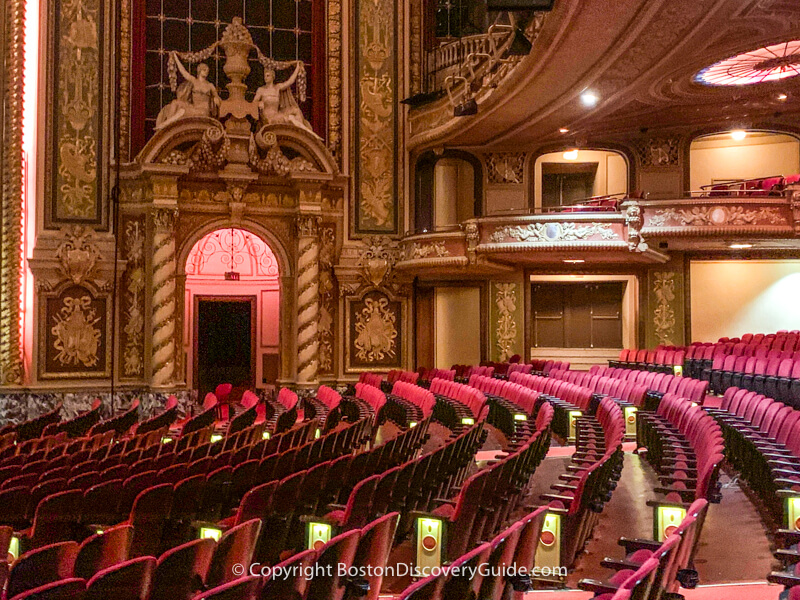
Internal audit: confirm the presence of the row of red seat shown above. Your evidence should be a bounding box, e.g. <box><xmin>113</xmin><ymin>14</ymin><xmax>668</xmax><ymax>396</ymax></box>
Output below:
<box><xmin>543</xmin><ymin>397</ymin><xmax>626</xmax><ymax>567</ymax></box>
<box><xmin>638</xmin><ymin>394</ymin><xmax>724</xmax><ymax>504</ymax></box>
<box><xmin>707</xmin><ymin>387</ymin><xmax>800</xmax><ymax>514</ymax></box>
<box><xmin>429</xmin><ymin>377</ymin><xmax>486</xmax><ymax>419</ymax></box>
<box><xmin>702</xmin><ymin>174</ymin><xmax>799</xmax><ymax>196</ymax></box>
<box><xmin>0</xmin><ymin>511</ymin><xmax>400</xmax><ymax>600</ymax></box>
<box><xmin>419</xmin><ymin>367</ymin><xmax>456</xmax><ymax>382</ymax></box>
<box><xmin>578</xmin><ymin>499</ymin><xmax>709</xmax><ymax>600</ymax></box>
<box><xmin>354</xmin><ymin>383</ymin><xmax>387</xmax><ymax>416</ymax></box>
<box><xmin>706</xmin><ymin>352</ymin><xmax>800</xmax><ymax>406</ymax></box>
<box><xmin>386</xmin><ymin>369</ymin><xmax>419</xmax><ymax>384</ymax></box>
<box><xmin>550</xmin><ymin>369</ymin><xmax>648</xmax><ymax>408</ymax></box>
<box><xmin>389</xmin><ymin>380</ymin><xmax>435</xmax><ymax>421</ymax></box>
<box><xmin>468</xmin><ymin>374</ymin><xmax>541</xmax><ymax>414</ymax></box>
<box><xmin>426</xmin><ymin>402</ymin><xmax>553</xmax><ymax>560</ymax></box>
<box><xmin>611</xmin><ymin>347</ymin><xmax>686</xmax><ymax>372</ymax></box>
<box><xmin>585</xmin><ymin>366</ymin><xmax>709</xmax><ymax>406</ymax></box>
<box><xmin>398</xmin><ymin>506</ymin><xmax>550</xmax><ymax>600</ymax></box>
<box><xmin>509</xmin><ymin>371</ymin><xmax>595</xmax><ymax>439</ymax></box>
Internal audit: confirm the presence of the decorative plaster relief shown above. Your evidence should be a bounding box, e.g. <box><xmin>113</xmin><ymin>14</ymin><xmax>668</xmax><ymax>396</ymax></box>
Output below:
<box><xmin>489</xmin><ymin>222</ymin><xmax>618</xmax><ymax>243</ymax></box>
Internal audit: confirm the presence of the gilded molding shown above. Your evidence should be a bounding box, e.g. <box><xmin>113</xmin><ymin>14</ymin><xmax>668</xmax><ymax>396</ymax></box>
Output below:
<box><xmin>486</xmin><ymin>153</ymin><xmax>526</xmax><ymax>185</ymax></box>
<box><xmin>652</xmin><ymin>272</ymin><xmax>677</xmax><ymax>346</ymax></box>
<box><xmin>494</xmin><ymin>283</ymin><xmax>517</xmax><ymax>362</ymax></box>
<box><xmin>489</xmin><ymin>222</ymin><xmax>618</xmax><ymax>244</ymax></box>
<box><xmin>647</xmin><ymin>206</ymin><xmax>785</xmax><ymax>228</ymax></box>
<box><xmin>0</xmin><ymin>0</ymin><xmax>25</xmax><ymax>384</ymax></box>
<box><xmin>355</xmin><ymin>0</ymin><xmax>397</xmax><ymax>233</ymax></box>
<box><xmin>327</xmin><ymin>0</ymin><xmax>343</xmax><ymax>159</ymax></box>
<box><xmin>50</xmin><ymin>0</ymin><xmax>103</xmax><ymax>223</ymax></box>
<box><xmin>119</xmin><ymin>0</ymin><xmax>131</xmax><ymax>161</ymax></box>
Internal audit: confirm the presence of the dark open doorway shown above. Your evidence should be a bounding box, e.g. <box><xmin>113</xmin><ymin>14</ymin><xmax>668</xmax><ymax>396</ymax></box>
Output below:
<box><xmin>194</xmin><ymin>296</ymin><xmax>256</xmax><ymax>401</ymax></box>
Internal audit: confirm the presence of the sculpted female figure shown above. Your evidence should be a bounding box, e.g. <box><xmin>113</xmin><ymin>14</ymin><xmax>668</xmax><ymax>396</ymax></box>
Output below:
<box><xmin>253</xmin><ymin>62</ymin><xmax>314</xmax><ymax>133</ymax></box>
<box><xmin>170</xmin><ymin>52</ymin><xmax>222</xmax><ymax>118</ymax></box>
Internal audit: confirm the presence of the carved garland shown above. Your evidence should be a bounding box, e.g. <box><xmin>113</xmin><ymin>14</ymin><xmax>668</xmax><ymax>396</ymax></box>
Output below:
<box><xmin>318</xmin><ymin>225</ymin><xmax>337</xmax><ymax>374</ymax></box>
<box><xmin>122</xmin><ymin>220</ymin><xmax>145</xmax><ymax>377</ymax></box>
<box><xmin>652</xmin><ymin>272</ymin><xmax>676</xmax><ymax>346</ymax></box>
<box><xmin>489</xmin><ymin>222</ymin><xmax>618</xmax><ymax>243</ymax></box>
<box><xmin>495</xmin><ymin>283</ymin><xmax>517</xmax><ymax>362</ymax></box>
<box><xmin>647</xmin><ymin>206</ymin><xmax>785</xmax><ymax>227</ymax></box>
<box><xmin>327</xmin><ymin>0</ymin><xmax>342</xmax><ymax>158</ymax></box>
<box><xmin>0</xmin><ymin>0</ymin><xmax>25</xmax><ymax>384</ymax></box>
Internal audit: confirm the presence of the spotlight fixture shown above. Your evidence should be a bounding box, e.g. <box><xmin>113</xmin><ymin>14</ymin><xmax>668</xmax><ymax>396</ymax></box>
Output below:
<box><xmin>563</xmin><ymin>258</ymin><xmax>585</xmax><ymax>264</ymax></box>
<box><xmin>562</xmin><ymin>149</ymin><xmax>579</xmax><ymax>160</ymax></box>
<box><xmin>453</xmin><ymin>97</ymin><xmax>478</xmax><ymax>117</ymax></box>
<box><xmin>559</xmin><ymin>127</ymin><xmax>570</xmax><ymax>133</ymax></box>
<box><xmin>729</xmin><ymin>243</ymin><xmax>753</xmax><ymax>249</ymax></box>
<box><xmin>730</xmin><ymin>130</ymin><xmax>747</xmax><ymax>141</ymax></box>
<box><xmin>580</xmin><ymin>91</ymin><xmax>599</xmax><ymax>107</ymax></box>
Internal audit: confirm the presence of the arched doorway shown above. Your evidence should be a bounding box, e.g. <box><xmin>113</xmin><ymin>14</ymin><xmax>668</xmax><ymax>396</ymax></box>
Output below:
<box><xmin>184</xmin><ymin>228</ymin><xmax>281</xmax><ymax>399</ymax></box>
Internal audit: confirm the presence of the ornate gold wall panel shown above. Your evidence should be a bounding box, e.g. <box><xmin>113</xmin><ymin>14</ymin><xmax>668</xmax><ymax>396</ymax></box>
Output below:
<box><xmin>645</xmin><ymin>258</ymin><xmax>685</xmax><ymax>348</ymax></box>
<box><xmin>355</xmin><ymin>0</ymin><xmax>398</xmax><ymax>234</ymax></box>
<box><xmin>489</xmin><ymin>279</ymin><xmax>524</xmax><ymax>362</ymax></box>
<box><xmin>46</xmin><ymin>0</ymin><xmax>105</xmax><ymax>226</ymax></box>
<box><xmin>327</xmin><ymin>0</ymin><xmax>343</xmax><ymax>160</ymax></box>
<box><xmin>0</xmin><ymin>0</ymin><xmax>25</xmax><ymax>384</ymax></box>
<box><xmin>120</xmin><ymin>214</ymin><xmax>145</xmax><ymax>379</ymax></box>
<box><xmin>318</xmin><ymin>223</ymin><xmax>338</xmax><ymax>376</ymax></box>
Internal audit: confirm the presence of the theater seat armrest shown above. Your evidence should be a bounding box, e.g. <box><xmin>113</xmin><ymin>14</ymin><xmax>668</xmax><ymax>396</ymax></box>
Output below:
<box><xmin>551</xmin><ymin>483</ymin><xmax>578</xmax><ymax>492</ymax></box>
<box><xmin>559</xmin><ymin>473</ymin><xmax>581</xmax><ymax>481</ymax></box>
<box><xmin>600</xmin><ymin>558</ymin><xmax>642</xmax><ymax>571</ymax></box>
<box><xmin>618</xmin><ymin>537</ymin><xmax>660</xmax><ymax>552</ymax></box>
<box><xmin>767</xmin><ymin>572</ymin><xmax>800</xmax><ymax>587</ymax></box>
<box><xmin>433</xmin><ymin>498</ymin><xmax>457</xmax><ymax>506</ymax></box>
<box><xmin>540</xmin><ymin>493</ymin><xmax>574</xmax><ymax>504</ymax></box>
<box><xmin>776</xmin><ymin>529</ymin><xmax>800</xmax><ymax>544</ymax></box>
<box><xmin>325</xmin><ymin>503</ymin><xmax>346</xmax><ymax>511</ymax></box>
<box><xmin>577</xmin><ymin>579</ymin><xmax>618</xmax><ymax>594</ymax></box>
<box><xmin>774</xmin><ymin>549</ymin><xmax>800</xmax><ymax>564</ymax></box>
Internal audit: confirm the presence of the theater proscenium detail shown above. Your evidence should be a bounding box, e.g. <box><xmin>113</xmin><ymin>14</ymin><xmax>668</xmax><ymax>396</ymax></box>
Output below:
<box><xmin>157</xmin><ymin>17</ymin><xmax>315</xmax><ymax>137</ymax></box>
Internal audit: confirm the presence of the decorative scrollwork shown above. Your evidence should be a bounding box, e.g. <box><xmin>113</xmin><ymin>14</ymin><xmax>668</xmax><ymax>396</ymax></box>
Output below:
<box><xmin>51</xmin><ymin>295</ymin><xmax>101</xmax><ymax>367</ymax></box>
<box><xmin>648</xmin><ymin>206</ymin><xmax>785</xmax><ymax>227</ymax></box>
<box><xmin>490</xmin><ymin>222</ymin><xmax>618</xmax><ymax>243</ymax></box>
<box><xmin>653</xmin><ymin>272</ymin><xmax>677</xmax><ymax>346</ymax></box>
<box><xmin>354</xmin><ymin>296</ymin><xmax>397</xmax><ymax>362</ymax></box>
<box><xmin>358</xmin><ymin>236</ymin><xmax>401</xmax><ymax>288</ymax></box>
<box><xmin>55</xmin><ymin>226</ymin><xmax>101</xmax><ymax>285</ymax></box>
<box><xmin>495</xmin><ymin>283</ymin><xmax>517</xmax><ymax>362</ymax></box>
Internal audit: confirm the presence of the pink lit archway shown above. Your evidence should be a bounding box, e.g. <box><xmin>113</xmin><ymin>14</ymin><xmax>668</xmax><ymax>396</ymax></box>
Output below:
<box><xmin>186</xmin><ymin>228</ymin><xmax>280</xmax><ymax>279</ymax></box>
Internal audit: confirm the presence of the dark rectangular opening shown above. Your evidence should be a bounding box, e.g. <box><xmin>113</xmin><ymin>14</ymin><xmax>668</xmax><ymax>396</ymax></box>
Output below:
<box><xmin>531</xmin><ymin>282</ymin><xmax>624</xmax><ymax>348</ymax></box>
<box><xmin>194</xmin><ymin>296</ymin><xmax>256</xmax><ymax>400</ymax></box>
<box><xmin>542</xmin><ymin>162</ymin><xmax>598</xmax><ymax>207</ymax></box>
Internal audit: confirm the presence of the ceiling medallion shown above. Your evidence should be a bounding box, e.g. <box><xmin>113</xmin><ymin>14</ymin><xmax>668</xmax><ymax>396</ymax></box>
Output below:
<box><xmin>695</xmin><ymin>40</ymin><xmax>800</xmax><ymax>86</ymax></box>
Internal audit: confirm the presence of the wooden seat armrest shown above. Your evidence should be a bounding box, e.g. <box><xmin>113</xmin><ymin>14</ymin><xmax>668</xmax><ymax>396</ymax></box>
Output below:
<box><xmin>600</xmin><ymin>558</ymin><xmax>643</xmax><ymax>571</ymax></box>
<box><xmin>617</xmin><ymin>537</ymin><xmax>660</xmax><ymax>552</ymax></box>
<box><xmin>577</xmin><ymin>579</ymin><xmax>618</xmax><ymax>594</ymax></box>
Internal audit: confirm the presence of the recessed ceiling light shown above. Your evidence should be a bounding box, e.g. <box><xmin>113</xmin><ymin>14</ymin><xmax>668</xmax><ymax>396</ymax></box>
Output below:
<box><xmin>559</xmin><ymin>127</ymin><xmax>570</xmax><ymax>133</ymax></box>
<box><xmin>580</xmin><ymin>91</ymin><xmax>599</xmax><ymax>107</ymax></box>
<box><xmin>563</xmin><ymin>258</ymin><xmax>585</xmax><ymax>263</ymax></box>
<box><xmin>563</xmin><ymin>149</ymin><xmax>579</xmax><ymax>160</ymax></box>
<box><xmin>729</xmin><ymin>243</ymin><xmax>753</xmax><ymax>249</ymax></box>
<box><xmin>778</xmin><ymin>93</ymin><xmax>789</xmax><ymax>101</ymax></box>
<box><xmin>730</xmin><ymin>130</ymin><xmax>747</xmax><ymax>141</ymax></box>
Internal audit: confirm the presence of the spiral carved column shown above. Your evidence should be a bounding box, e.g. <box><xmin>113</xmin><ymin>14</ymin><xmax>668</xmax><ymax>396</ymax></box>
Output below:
<box><xmin>150</xmin><ymin>209</ymin><xmax>178</xmax><ymax>387</ymax></box>
<box><xmin>296</xmin><ymin>216</ymin><xmax>321</xmax><ymax>385</ymax></box>
<box><xmin>0</xmin><ymin>0</ymin><xmax>25</xmax><ymax>385</ymax></box>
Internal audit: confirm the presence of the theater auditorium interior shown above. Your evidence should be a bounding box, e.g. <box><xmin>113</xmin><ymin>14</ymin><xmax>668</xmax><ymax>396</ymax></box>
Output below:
<box><xmin>2</xmin><ymin>0</ymin><xmax>800</xmax><ymax>598</ymax></box>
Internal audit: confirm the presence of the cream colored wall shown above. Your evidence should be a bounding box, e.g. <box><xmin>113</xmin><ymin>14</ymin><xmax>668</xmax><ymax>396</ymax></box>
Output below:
<box><xmin>433</xmin><ymin>159</ymin><xmax>475</xmax><ymax>227</ymax></box>
<box><xmin>434</xmin><ymin>287</ymin><xmax>482</xmax><ymax>368</ymax></box>
<box><xmin>690</xmin><ymin>260</ymin><xmax>800</xmax><ymax>342</ymax></box>
<box><xmin>690</xmin><ymin>133</ymin><xmax>800</xmax><ymax>190</ymax></box>
<box><xmin>533</xmin><ymin>150</ymin><xmax>628</xmax><ymax>208</ymax></box>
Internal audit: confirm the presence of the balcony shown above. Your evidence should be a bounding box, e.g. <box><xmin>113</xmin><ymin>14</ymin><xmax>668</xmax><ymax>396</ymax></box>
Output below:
<box><xmin>396</xmin><ymin>188</ymin><xmax>800</xmax><ymax>275</ymax></box>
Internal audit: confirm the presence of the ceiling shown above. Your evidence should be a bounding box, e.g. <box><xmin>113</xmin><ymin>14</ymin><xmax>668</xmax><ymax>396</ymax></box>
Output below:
<box><xmin>411</xmin><ymin>0</ymin><xmax>800</xmax><ymax>151</ymax></box>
